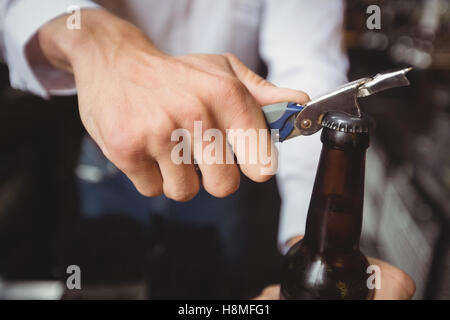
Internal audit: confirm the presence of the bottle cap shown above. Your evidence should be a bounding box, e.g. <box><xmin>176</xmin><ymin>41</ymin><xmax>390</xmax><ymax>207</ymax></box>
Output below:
<box><xmin>321</xmin><ymin>112</ymin><xmax>373</xmax><ymax>133</ymax></box>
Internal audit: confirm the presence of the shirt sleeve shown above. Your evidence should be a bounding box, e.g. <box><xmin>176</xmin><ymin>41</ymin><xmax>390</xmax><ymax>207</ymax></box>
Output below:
<box><xmin>0</xmin><ymin>0</ymin><xmax>100</xmax><ymax>98</ymax></box>
<box><xmin>259</xmin><ymin>0</ymin><xmax>349</xmax><ymax>253</ymax></box>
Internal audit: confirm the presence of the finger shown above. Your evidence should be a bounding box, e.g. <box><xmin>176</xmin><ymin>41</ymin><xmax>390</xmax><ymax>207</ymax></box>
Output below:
<box><xmin>172</xmin><ymin>110</ymin><xmax>240</xmax><ymax>198</ymax></box>
<box><xmin>100</xmin><ymin>133</ymin><xmax>164</xmax><ymax>197</ymax></box>
<box><xmin>368</xmin><ymin>257</ymin><xmax>416</xmax><ymax>300</ymax></box>
<box><xmin>119</xmin><ymin>158</ymin><xmax>164</xmax><ymax>197</ymax></box>
<box><xmin>195</xmin><ymin>124</ymin><xmax>241</xmax><ymax>198</ymax></box>
<box><xmin>224</xmin><ymin>52</ymin><xmax>310</xmax><ymax>105</ymax></box>
<box><xmin>253</xmin><ymin>284</ymin><xmax>281</xmax><ymax>300</ymax></box>
<box><xmin>155</xmin><ymin>154</ymin><xmax>200</xmax><ymax>202</ymax></box>
<box><xmin>219</xmin><ymin>88</ymin><xmax>277</xmax><ymax>182</ymax></box>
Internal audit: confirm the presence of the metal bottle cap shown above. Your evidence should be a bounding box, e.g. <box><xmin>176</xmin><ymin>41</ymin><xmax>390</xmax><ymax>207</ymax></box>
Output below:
<box><xmin>321</xmin><ymin>111</ymin><xmax>372</xmax><ymax>133</ymax></box>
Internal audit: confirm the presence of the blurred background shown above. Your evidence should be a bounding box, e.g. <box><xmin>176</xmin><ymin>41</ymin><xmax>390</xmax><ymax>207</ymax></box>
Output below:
<box><xmin>0</xmin><ymin>0</ymin><xmax>449</xmax><ymax>299</ymax></box>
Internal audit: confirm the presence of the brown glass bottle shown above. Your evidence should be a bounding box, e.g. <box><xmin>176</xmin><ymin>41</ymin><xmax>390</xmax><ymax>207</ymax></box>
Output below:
<box><xmin>280</xmin><ymin>112</ymin><xmax>374</xmax><ymax>300</ymax></box>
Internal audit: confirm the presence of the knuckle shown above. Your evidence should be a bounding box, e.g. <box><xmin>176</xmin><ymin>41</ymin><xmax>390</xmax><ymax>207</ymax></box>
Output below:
<box><xmin>184</xmin><ymin>108</ymin><xmax>203</xmax><ymax>125</ymax></box>
<box><xmin>215</xmin><ymin>79</ymin><xmax>252</xmax><ymax>126</ymax></box>
<box><xmin>219</xmin><ymin>77</ymin><xmax>247</xmax><ymax>100</ymax></box>
<box><xmin>231</xmin><ymin>105</ymin><xmax>252</xmax><ymax>128</ymax></box>
<box><xmin>106</xmin><ymin>131</ymin><xmax>146</xmax><ymax>165</ymax></box>
<box><xmin>179</xmin><ymin>99</ymin><xmax>205</xmax><ymax>130</ymax></box>
<box><xmin>149</xmin><ymin>117</ymin><xmax>177</xmax><ymax>144</ymax></box>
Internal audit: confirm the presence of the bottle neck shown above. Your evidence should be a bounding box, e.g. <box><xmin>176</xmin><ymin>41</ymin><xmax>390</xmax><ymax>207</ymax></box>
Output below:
<box><xmin>303</xmin><ymin>137</ymin><xmax>367</xmax><ymax>253</ymax></box>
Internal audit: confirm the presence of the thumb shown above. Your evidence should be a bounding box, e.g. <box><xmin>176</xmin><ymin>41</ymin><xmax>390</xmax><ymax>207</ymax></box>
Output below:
<box><xmin>224</xmin><ymin>53</ymin><xmax>310</xmax><ymax>106</ymax></box>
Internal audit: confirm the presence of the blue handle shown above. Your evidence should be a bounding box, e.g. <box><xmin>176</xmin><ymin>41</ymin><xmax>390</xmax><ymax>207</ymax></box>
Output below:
<box><xmin>262</xmin><ymin>102</ymin><xmax>304</xmax><ymax>142</ymax></box>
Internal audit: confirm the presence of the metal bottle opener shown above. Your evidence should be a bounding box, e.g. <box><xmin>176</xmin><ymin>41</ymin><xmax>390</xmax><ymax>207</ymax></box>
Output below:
<box><xmin>262</xmin><ymin>67</ymin><xmax>412</xmax><ymax>142</ymax></box>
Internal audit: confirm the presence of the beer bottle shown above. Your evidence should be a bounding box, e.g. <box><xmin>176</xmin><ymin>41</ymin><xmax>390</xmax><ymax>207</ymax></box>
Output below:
<box><xmin>280</xmin><ymin>111</ymin><xmax>374</xmax><ymax>300</ymax></box>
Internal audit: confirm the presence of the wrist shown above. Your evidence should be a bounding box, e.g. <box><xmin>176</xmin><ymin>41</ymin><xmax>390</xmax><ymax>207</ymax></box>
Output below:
<box><xmin>37</xmin><ymin>9</ymin><xmax>162</xmax><ymax>73</ymax></box>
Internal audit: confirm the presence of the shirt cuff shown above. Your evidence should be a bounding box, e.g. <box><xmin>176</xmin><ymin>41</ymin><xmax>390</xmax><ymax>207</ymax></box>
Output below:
<box><xmin>3</xmin><ymin>0</ymin><xmax>100</xmax><ymax>98</ymax></box>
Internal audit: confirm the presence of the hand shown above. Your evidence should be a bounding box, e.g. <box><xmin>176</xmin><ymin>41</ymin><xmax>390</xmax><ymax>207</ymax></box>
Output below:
<box><xmin>37</xmin><ymin>9</ymin><xmax>309</xmax><ymax>201</ymax></box>
<box><xmin>255</xmin><ymin>237</ymin><xmax>416</xmax><ymax>300</ymax></box>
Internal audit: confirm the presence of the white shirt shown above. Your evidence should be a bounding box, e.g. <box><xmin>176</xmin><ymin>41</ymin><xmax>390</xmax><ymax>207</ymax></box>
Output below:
<box><xmin>0</xmin><ymin>0</ymin><xmax>349</xmax><ymax>253</ymax></box>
